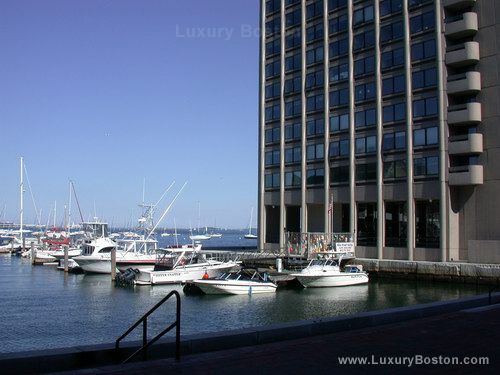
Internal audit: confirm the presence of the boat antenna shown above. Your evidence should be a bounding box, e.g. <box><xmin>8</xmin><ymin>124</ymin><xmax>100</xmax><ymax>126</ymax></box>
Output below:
<box><xmin>145</xmin><ymin>181</ymin><xmax>188</xmax><ymax>241</ymax></box>
<box><xmin>153</xmin><ymin>181</ymin><xmax>176</xmax><ymax>211</ymax></box>
<box><xmin>70</xmin><ymin>180</ymin><xmax>85</xmax><ymax>223</ymax></box>
<box><xmin>23</xmin><ymin>162</ymin><xmax>41</xmax><ymax>226</ymax></box>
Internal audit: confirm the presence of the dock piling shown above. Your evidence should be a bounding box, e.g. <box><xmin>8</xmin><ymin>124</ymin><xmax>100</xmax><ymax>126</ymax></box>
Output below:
<box><xmin>64</xmin><ymin>245</ymin><xmax>69</xmax><ymax>272</ymax></box>
<box><xmin>30</xmin><ymin>242</ymin><xmax>35</xmax><ymax>265</ymax></box>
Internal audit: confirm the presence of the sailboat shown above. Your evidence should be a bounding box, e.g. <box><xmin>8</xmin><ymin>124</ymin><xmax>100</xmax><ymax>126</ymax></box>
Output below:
<box><xmin>189</xmin><ymin>203</ymin><xmax>211</xmax><ymax>241</ymax></box>
<box><xmin>244</xmin><ymin>207</ymin><xmax>257</xmax><ymax>239</ymax></box>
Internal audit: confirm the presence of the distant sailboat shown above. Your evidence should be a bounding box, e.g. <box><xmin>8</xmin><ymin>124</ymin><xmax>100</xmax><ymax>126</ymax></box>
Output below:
<box><xmin>244</xmin><ymin>207</ymin><xmax>257</xmax><ymax>240</ymax></box>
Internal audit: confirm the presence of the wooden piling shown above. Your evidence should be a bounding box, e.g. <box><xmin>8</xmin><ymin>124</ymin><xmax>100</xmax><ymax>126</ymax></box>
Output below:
<box><xmin>64</xmin><ymin>245</ymin><xmax>69</xmax><ymax>272</ymax></box>
<box><xmin>10</xmin><ymin>241</ymin><xmax>14</xmax><ymax>254</ymax></box>
<box><xmin>30</xmin><ymin>242</ymin><xmax>35</xmax><ymax>265</ymax></box>
<box><xmin>111</xmin><ymin>247</ymin><xmax>116</xmax><ymax>281</ymax></box>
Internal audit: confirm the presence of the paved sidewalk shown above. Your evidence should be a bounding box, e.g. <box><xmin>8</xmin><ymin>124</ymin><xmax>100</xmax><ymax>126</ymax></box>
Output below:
<box><xmin>58</xmin><ymin>304</ymin><xmax>500</xmax><ymax>375</ymax></box>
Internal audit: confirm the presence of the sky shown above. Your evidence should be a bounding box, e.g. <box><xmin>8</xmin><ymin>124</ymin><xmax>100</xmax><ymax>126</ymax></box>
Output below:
<box><xmin>0</xmin><ymin>0</ymin><xmax>260</xmax><ymax>229</ymax></box>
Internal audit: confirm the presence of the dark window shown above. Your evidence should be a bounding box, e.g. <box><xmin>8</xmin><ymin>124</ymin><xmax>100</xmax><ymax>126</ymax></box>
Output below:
<box><xmin>330</xmin><ymin>165</ymin><xmax>349</xmax><ymax>183</ymax></box>
<box><xmin>415</xmin><ymin>200</ymin><xmax>440</xmax><ymax>248</ymax></box>
<box><xmin>265</xmin><ymin>103</ymin><xmax>281</xmax><ymax>122</ymax></box>
<box><xmin>285</xmin><ymin>76</ymin><xmax>302</xmax><ymax>95</ymax></box>
<box><xmin>306</xmin><ymin>70</ymin><xmax>324</xmax><ymax>90</ymax></box>
<box><xmin>307</xmin><ymin>118</ymin><xmax>325</xmax><ymax>136</ymax></box>
<box><xmin>357</xmin><ymin>203</ymin><xmax>377</xmax><ymax>246</ymax></box>
<box><xmin>285</xmin><ymin>170</ymin><xmax>301</xmax><ymax>187</ymax></box>
<box><xmin>285</xmin><ymin>146</ymin><xmax>301</xmax><ymax>163</ymax></box>
<box><xmin>353</xmin><ymin>30</ymin><xmax>375</xmax><ymax>51</ymax></box>
<box><xmin>330</xmin><ymin>113</ymin><xmax>349</xmax><ymax>132</ymax></box>
<box><xmin>266</xmin><ymin>0</ymin><xmax>280</xmax><ymax>14</ymax></box>
<box><xmin>307</xmin><ymin>168</ymin><xmax>325</xmax><ymax>185</ymax></box>
<box><xmin>285</xmin><ymin>123</ymin><xmax>301</xmax><ymax>140</ymax></box>
<box><xmin>380</xmin><ymin>21</ymin><xmax>403</xmax><ymax>43</ymax></box>
<box><xmin>410</xmin><ymin>11</ymin><xmax>435</xmax><ymax>35</ymax></box>
<box><xmin>411</xmin><ymin>39</ymin><xmax>436</xmax><ymax>62</ymax></box>
<box><xmin>384</xmin><ymin>159</ymin><xmax>406</xmax><ymax>179</ymax></box>
<box><xmin>306</xmin><ymin>0</ymin><xmax>323</xmax><ymax>20</ymax></box>
<box><xmin>355</xmin><ymin>81</ymin><xmax>376</xmax><ymax>102</ymax></box>
<box><xmin>266</xmin><ymin>38</ymin><xmax>281</xmax><ymax>56</ymax></box>
<box><xmin>330</xmin><ymin>88</ymin><xmax>349</xmax><ymax>107</ymax></box>
<box><xmin>285</xmin><ymin>98</ymin><xmax>302</xmax><ymax>117</ymax></box>
<box><xmin>354</xmin><ymin>5</ymin><xmax>374</xmax><ymax>26</ymax></box>
<box><xmin>382</xmin><ymin>75</ymin><xmax>405</xmax><ymax>96</ymax></box>
<box><xmin>266</xmin><ymin>16</ymin><xmax>281</xmax><ymax>36</ymax></box>
<box><xmin>329</xmin><ymin>14</ymin><xmax>348</xmax><ymax>34</ymax></box>
<box><xmin>265</xmin><ymin>127</ymin><xmax>281</xmax><ymax>144</ymax></box>
<box><xmin>355</xmin><ymin>108</ymin><xmax>376</xmax><ymax>128</ymax></box>
<box><xmin>380</xmin><ymin>0</ymin><xmax>402</xmax><ymax>17</ymax></box>
<box><xmin>265</xmin><ymin>60</ymin><xmax>280</xmax><ymax>78</ymax></box>
<box><xmin>385</xmin><ymin>201</ymin><xmax>407</xmax><ymax>247</ymax></box>
<box><xmin>285</xmin><ymin>29</ymin><xmax>301</xmax><ymax>49</ymax></box>
<box><xmin>306</xmin><ymin>23</ymin><xmax>324</xmax><ymax>43</ymax></box>
<box><xmin>381</xmin><ymin>48</ymin><xmax>404</xmax><ymax>70</ymax></box>
<box><xmin>286</xmin><ymin>9</ymin><xmax>301</xmax><ymax>28</ymax></box>
<box><xmin>414</xmin><ymin>155</ymin><xmax>439</xmax><ymax>176</ymax></box>
<box><xmin>330</xmin><ymin>63</ymin><xmax>349</xmax><ymax>82</ymax></box>
<box><xmin>354</xmin><ymin>55</ymin><xmax>375</xmax><ymax>77</ymax></box>
<box><xmin>306</xmin><ymin>94</ymin><xmax>324</xmax><ymax>112</ymax></box>
<box><xmin>306</xmin><ymin>46</ymin><xmax>324</xmax><ymax>65</ymax></box>
<box><xmin>306</xmin><ymin>143</ymin><xmax>324</xmax><ymax>160</ymax></box>
<box><xmin>265</xmin><ymin>82</ymin><xmax>281</xmax><ymax>99</ymax></box>
<box><xmin>285</xmin><ymin>53</ymin><xmax>301</xmax><ymax>72</ymax></box>
<box><xmin>412</xmin><ymin>67</ymin><xmax>437</xmax><ymax>89</ymax></box>
<box><xmin>413</xmin><ymin>97</ymin><xmax>438</xmax><ymax>118</ymax></box>
<box><xmin>328</xmin><ymin>0</ymin><xmax>347</xmax><ymax>11</ymax></box>
<box><xmin>330</xmin><ymin>38</ymin><xmax>348</xmax><ymax>58</ymax></box>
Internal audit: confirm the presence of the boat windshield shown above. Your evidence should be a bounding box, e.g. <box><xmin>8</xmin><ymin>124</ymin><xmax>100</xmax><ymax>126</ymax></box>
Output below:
<box><xmin>308</xmin><ymin>259</ymin><xmax>337</xmax><ymax>267</ymax></box>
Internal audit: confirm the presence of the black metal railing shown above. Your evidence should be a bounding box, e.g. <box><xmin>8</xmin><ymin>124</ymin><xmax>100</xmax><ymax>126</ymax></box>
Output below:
<box><xmin>488</xmin><ymin>286</ymin><xmax>499</xmax><ymax>305</ymax></box>
<box><xmin>115</xmin><ymin>290</ymin><xmax>181</xmax><ymax>364</ymax></box>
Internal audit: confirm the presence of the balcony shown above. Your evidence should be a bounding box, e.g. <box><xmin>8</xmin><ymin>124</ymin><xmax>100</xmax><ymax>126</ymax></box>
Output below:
<box><xmin>445</xmin><ymin>42</ymin><xmax>480</xmax><ymax>68</ymax></box>
<box><xmin>443</xmin><ymin>0</ymin><xmax>476</xmax><ymax>11</ymax></box>
<box><xmin>449</xmin><ymin>165</ymin><xmax>483</xmax><ymax>186</ymax></box>
<box><xmin>447</xmin><ymin>103</ymin><xmax>482</xmax><ymax>126</ymax></box>
<box><xmin>445</xmin><ymin>13</ymin><xmax>478</xmax><ymax>39</ymax></box>
<box><xmin>448</xmin><ymin>133</ymin><xmax>483</xmax><ymax>155</ymax></box>
<box><xmin>447</xmin><ymin>71</ymin><xmax>481</xmax><ymax>96</ymax></box>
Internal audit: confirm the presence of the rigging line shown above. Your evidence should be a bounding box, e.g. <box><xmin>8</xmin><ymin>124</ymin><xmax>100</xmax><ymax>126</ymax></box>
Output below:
<box><xmin>70</xmin><ymin>180</ymin><xmax>85</xmax><ymax>223</ymax></box>
<box><xmin>23</xmin><ymin>163</ymin><xmax>41</xmax><ymax>226</ymax></box>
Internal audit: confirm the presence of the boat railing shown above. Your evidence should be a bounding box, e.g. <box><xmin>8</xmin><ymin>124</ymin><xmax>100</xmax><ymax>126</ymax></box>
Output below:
<box><xmin>115</xmin><ymin>290</ymin><xmax>181</xmax><ymax>364</ymax></box>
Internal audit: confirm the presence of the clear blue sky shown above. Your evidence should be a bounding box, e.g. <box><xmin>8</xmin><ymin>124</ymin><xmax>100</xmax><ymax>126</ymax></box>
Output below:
<box><xmin>0</xmin><ymin>0</ymin><xmax>260</xmax><ymax>229</ymax></box>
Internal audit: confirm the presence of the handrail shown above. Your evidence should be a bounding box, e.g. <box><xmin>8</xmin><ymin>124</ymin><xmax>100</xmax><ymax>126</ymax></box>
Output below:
<box><xmin>115</xmin><ymin>290</ymin><xmax>181</xmax><ymax>364</ymax></box>
<box><xmin>488</xmin><ymin>286</ymin><xmax>499</xmax><ymax>305</ymax></box>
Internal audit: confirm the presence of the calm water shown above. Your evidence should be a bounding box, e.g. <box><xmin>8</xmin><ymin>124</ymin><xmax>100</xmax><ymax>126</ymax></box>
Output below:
<box><xmin>0</xmin><ymin>233</ymin><xmax>488</xmax><ymax>354</ymax></box>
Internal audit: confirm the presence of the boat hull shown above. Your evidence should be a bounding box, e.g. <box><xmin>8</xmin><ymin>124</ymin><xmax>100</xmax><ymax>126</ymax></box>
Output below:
<box><xmin>134</xmin><ymin>263</ymin><xmax>237</xmax><ymax>285</ymax></box>
<box><xmin>193</xmin><ymin>279</ymin><xmax>277</xmax><ymax>295</ymax></box>
<box><xmin>294</xmin><ymin>273</ymin><xmax>369</xmax><ymax>288</ymax></box>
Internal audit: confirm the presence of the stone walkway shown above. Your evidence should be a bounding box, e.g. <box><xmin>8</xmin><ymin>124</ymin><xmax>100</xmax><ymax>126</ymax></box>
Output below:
<box><xmin>58</xmin><ymin>304</ymin><xmax>500</xmax><ymax>375</ymax></box>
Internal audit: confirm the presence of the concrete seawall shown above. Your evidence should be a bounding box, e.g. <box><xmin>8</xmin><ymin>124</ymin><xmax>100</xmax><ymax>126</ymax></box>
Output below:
<box><xmin>1</xmin><ymin>292</ymin><xmax>499</xmax><ymax>374</ymax></box>
<box><xmin>357</xmin><ymin>259</ymin><xmax>500</xmax><ymax>284</ymax></box>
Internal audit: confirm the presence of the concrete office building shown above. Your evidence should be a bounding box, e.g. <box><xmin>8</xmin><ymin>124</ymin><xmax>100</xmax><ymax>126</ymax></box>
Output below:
<box><xmin>258</xmin><ymin>0</ymin><xmax>500</xmax><ymax>263</ymax></box>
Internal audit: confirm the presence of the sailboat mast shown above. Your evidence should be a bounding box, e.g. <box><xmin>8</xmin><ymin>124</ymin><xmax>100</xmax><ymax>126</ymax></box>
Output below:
<box><xmin>248</xmin><ymin>207</ymin><xmax>254</xmax><ymax>235</ymax></box>
<box><xmin>67</xmin><ymin>181</ymin><xmax>72</xmax><ymax>235</ymax></box>
<box><xmin>19</xmin><ymin>156</ymin><xmax>24</xmax><ymax>245</ymax></box>
<box><xmin>53</xmin><ymin>201</ymin><xmax>57</xmax><ymax>228</ymax></box>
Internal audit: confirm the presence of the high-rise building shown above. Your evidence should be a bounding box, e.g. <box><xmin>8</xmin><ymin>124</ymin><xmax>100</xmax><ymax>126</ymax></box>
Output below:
<box><xmin>258</xmin><ymin>0</ymin><xmax>500</xmax><ymax>263</ymax></box>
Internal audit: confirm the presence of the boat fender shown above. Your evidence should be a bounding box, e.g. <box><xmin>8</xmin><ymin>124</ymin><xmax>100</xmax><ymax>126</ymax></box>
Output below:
<box><xmin>202</xmin><ymin>271</ymin><xmax>209</xmax><ymax>280</ymax></box>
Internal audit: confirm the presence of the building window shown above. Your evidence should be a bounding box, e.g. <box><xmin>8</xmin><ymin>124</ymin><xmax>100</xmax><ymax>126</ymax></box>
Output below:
<box><xmin>306</xmin><ymin>23</ymin><xmax>324</xmax><ymax>43</ymax></box>
<box><xmin>306</xmin><ymin>0</ymin><xmax>323</xmax><ymax>20</ymax></box>
<box><xmin>410</xmin><ymin>11</ymin><xmax>435</xmax><ymax>35</ymax></box>
<box><xmin>285</xmin><ymin>123</ymin><xmax>301</xmax><ymax>140</ymax></box>
<box><xmin>415</xmin><ymin>200</ymin><xmax>440</xmax><ymax>248</ymax></box>
<box><xmin>355</xmin><ymin>108</ymin><xmax>376</xmax><ymax>128</ymax></box>
<box><xmin>307</xmin><ymin>118</ymin><xmax>325</xmax><ymax>136</ymax></box>
<box><xmin>329</xmin><ymin>14</ymin><xmax>348</xmax><ymax>35</ymax></box>
<box><xmin>330</xmin><ymin>165</ymin><xmax>349</xmax><ymax>184</ymax></box>
<box><xmin>285</xmin><ymin>9</ymin><xmax>301</xmax><ymax>28</ymax></box>
<box><xmin>380</xmin><ymin>0</ymin><xmax>402</xmax><ymax>17</ymax></box>
<box><xmin>266</xmin><ymin>16</ymin><xmax>281</xmax><ymax>36</ymax></box>
<box><xmin>265</xmin><ymin>127</ymin><xmax>280</xmax><ymax>144</ymax></box>
<box><xmin>265</xmin><ymin>150</ymin><xmax>280</xmax><ymax>166</ymax></box>
<box><xmin>380</xmin><ymin>21</ymin><xmax>403</xmax><ymax>43</ymax></box>
<box><xmin>285</xmin><ymin>98</ymin><xmax>302</xmax><ymax>117</ymax></box>
<box><xmin>265</xmin><ymin>103</ymin><xmax>281</xmax><ymax>122</ymax></box>
<box><xmin>330</xmin><ymin>113</ymin><xmax>349</xmax><ymax>132</ymax></box>
<box><xmin>329</xmin><ymin>38</ymin><xmax>348</xmax><ymax>59</ymax></box>
<box><xmin>285</xmin><ymin>76</ymin><xmax>302</xmax><ymax>95</ymax></box>
<box><xmin>414</xmin><ymin>155</ymin><xmax>439</xmax><ymax>176</ymax></box>
<box><xmin>353</xmin><ymin>30</ymin><xmax>375</xmax><ymax>51</ymax></box>
<box><xmin>306</xmin><ymin>168</ymin><xmax>324</xmax><ymax>185</ymax></box>
<box><xmin>383</xmin><ymin>131</ymin><xmax>406</xmax><ymax>151</ymax></box>
<box><xmin>328</xmin><ymin>0</ymin><xmax>347</xmax><ymax>12</ymax></box>
<box><xmin>381</xmin><ymin>48</ymin><xmax>404</xmax><ymax>71</ymax></box>
<box><xmin>383</xmin><ymin>159</ymin><xmax>406</xmax><ymax>179</ymax></box>
<box><xmin>265</xmin><ymin>60</ymin><xmax>280</xmax><ymax>78</ymax></box>
<box><xmin>357</xmin><ymin>203</ymin><xmax>377</xmax><ymax>246</ymax></box>
<box><xmin>266</xmin><ymin>38</ymin><xmax>281</xmax><ymax>56</ymax></box>
<box><xmin>329</xmin><ymin>88</ymin><xmax>349</xmax><ymax>107</ymax></box>
<box><xmin>306</xmin><ymin>70</ymin><xmax>324</xmax><ymax>90</ymax></box>
<box><xmin>265</xmin><ymin>172</ymin><xmax>280</xmax><ymax>189</ymax></box>
<box><xmin>285</xmin><ymin>170</ymin><xmax>302</xmax><ymax>187</ymax></box>
<box><xmin>353</xmin><ymin>5</ymin><xmax>374</xmax><ymax>26</ymax></box>
<box><xmin>285</xmin><ymin>53</ymin><xmax>301</xmax><ymax>72</ymax></box>
<box><xmin>330</xmin><ymin>63</ymin><xmax>349</xmax><ymax>82</ymax></box>
<box><xmin>382</xmin><ymin>75</ymin><xmax>405</xmax><ymax>96</ymax></box>
<box><xmin>385</xmin><ymin>201</ymin><xmax>407</xmax><ymax>247</ymax></box>
<box><xmin>354</xmin><ymin>55</ymin><xmax>375</xmax><ymax>77</ymax></box>
<box><xmin>411</xmin><ymin>39</ymin><xmax>436</xmax><ymax>62</ymax></box>
<box><xmin>306</xmin><ymin>94</ymin><xmax>324</xmax><ymax>113</ymax></box>
<box><xmin>355</xmin><ymin>135</ymin><xmax>376</xmax><ymax>154</ymax></box>
<box><xmin>383</xmin><ymin>102</ymin><xmax>406</xmax><ymax>124</ymax></box>
<box><xmin>307</xmin><ymin>143</ymin><xmax>324</xmax><ymax>160</ymax></box>
<box><xmin>266</xmin><ymin>82</ymin><xmax>281</xmax><ymax>99</ymax></box>
<box><xmin>413</xmin><ymin>97</ymin><xmax>438</xmax><ymax>118</ymax></box>
<box><xmin>412</xmin><ymin>68</ymin><xmax>437</xmax><ymax>90</ymax></box>
<box><xmin>329</xmin><ymin>138</ymin><xmax>349</xmax><ymax>158</ymax></box>
<box><xmin>306</xmin><ymin>45</ymin><xmax>324</xmax><ymax>66</ymax></box>
<box><xmin>285</xmin><ymin>29</ymin><xmax>301</xmax><ymax>49</ymax></box>
<box><xmin>355</xmin><ymin>81</ymin><xmax>376</xmax><ymax>103</ymax></box>
<box><xmin>356</xmin><ymin>162</ymin><xmax>377</xmax><ymax>182</ymax></box>
<box><xmin>285</xmin><ymin>146</ymin><xmax>301</xmax><ymax>164</ymax></box>
<box><xmin>266</xmin><ymin>0</ymin><xmax>280</xmax><ymax>14</ymax></box>
<box><xmin>414</xmin><ymin>126</ymin><xmax>438</xmax><ymax>147</ymax></box>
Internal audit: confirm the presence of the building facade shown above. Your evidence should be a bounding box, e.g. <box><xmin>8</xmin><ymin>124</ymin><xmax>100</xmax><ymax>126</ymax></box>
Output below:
<box><xmin>259</xmin><ymin>0</ymin><xmax>500</xmax><ymax>263</ymax></box>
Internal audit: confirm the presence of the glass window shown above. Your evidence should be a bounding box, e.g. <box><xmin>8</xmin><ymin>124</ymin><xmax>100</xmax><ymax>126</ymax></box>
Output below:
<box><xmin>426</xmin><ymin>156</ymin><xmax>439</xmax><ymax>175</ymax></box>
<box><xmin>426</xmin><ymin>126</ymin><xmax>438</xmax><ymax>144</ymax></box>
<box><xmin>357</xmin><ymin>203</ymin><xmax>377</xmax><ymax>246</ymax></box>
<box><xmin>415</xmin><ymin>199</ymin><xmax>440</xmax><ymax>248</ymax></box>
<box><xmin>414</xmin><ymin>158</ymin><xmax>426</xmax><ymax>176</ymax></box>
<box><xmin>339</xmin><ymin>139</ymin><xmax>349</xmax><ymax>156</ymax></box>
<box><xmin>383</xmin><ymin>133</ymin><xmax>394</xmax><ymax>150</ymax></box>
<box><xmin>414</xmin><ymin>128</ymin><xmax>426</xmax><ymax>146</ymax></box>
<box><xmin>355</xmin><ymin>138</ymin><xmax>365</xmax><ymax>154</ymax></box>
<box><xmin>395</xmin><ymin>131</ymin><xmax>406</xmax><ymax>149</ymax></box>
<box><xmin>366</xmin><ymin>136</ymin><xmax>376</xmax><ymax>153</ymax></box>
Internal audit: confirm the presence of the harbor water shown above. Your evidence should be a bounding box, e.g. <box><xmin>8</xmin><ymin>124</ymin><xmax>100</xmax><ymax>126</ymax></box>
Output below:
<box><xmin>0</xmin><ymin>232</ymin><xmax>489</xmax><ymax>354</ymax></box>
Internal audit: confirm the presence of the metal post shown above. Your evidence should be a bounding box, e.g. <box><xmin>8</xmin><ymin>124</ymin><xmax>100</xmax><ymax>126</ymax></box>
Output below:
<box><xmin>143</xmin><ymin>319</ymin><xmax>148</xmax><ymax>360</ymax></box>
<box><xmin>111</xmin><ymin>247</ymin><xmax>116</xmax><ymax>281</ymax></box>
<box><xmin>64</xmin><ymin>245</ymin><xmax>69</xmax><ymax>272</ymax></box>
<box><xmin>176</xmin><ymin>294</ymin><xmax>181</xmax><ymax>361</ymax></box>
<box><xmin>30</xmin><ymin>241</ymin><xmax>35</xmax><ymax>265</ymax></box>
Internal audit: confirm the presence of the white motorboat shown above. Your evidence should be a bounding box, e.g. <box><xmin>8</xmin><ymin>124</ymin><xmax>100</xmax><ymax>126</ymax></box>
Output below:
<box><xmin>48</xmin><ymin>247</ymin><xmax>82</xmax><ymax>259</ymax></box>
<box><xmin>193</xmin><ymin>268</ymin><xmax>277</xmax><ymax>295</ymax></box>
<box><xmin>134</xmin><ymin>248</ymin><xmax>236</xmax><ymax>285</ymax></box>
<box><xmin>291</xmin><ymin>259</ymin><xmax>369</xmax><ymax>288</ymax></box>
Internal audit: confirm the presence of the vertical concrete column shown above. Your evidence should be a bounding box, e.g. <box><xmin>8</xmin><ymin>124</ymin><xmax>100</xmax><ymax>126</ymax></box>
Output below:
<box><xmin>435</xmin><ymin>0</ymin><xmax>448</xmax><ymax>262</ymax></box>
<box><xmin>403</xmin><ymin>0</ymin><xmax>415</xmax><ymax>260</ymax></box>
<box><xmin>301</xmin><ymin>0</ymin><xmax>308</xmax><ymax>234</ymax></box>
<box><xmin>258</xmin><ymin>0</ymin><xmax>266</xmax><ymax>251</ymax></box>
<box><xmin>347</xmin><ymin>0</ymin><xmax>356</xmax><ymax>243</ymax></box>
<box><xmin>279</xmin><ymin>0</ymin><xmax>286</xmax><ymax>251</ymax></box>
<box><xmin>374</xmin><ymin>0</ymin><xmax>384</xmax><ymax>260</ymax></box>
<box><xmin>323</xmin><ymin>0</ymin><xmax>330</xmax><ymax>233</ymax></box>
